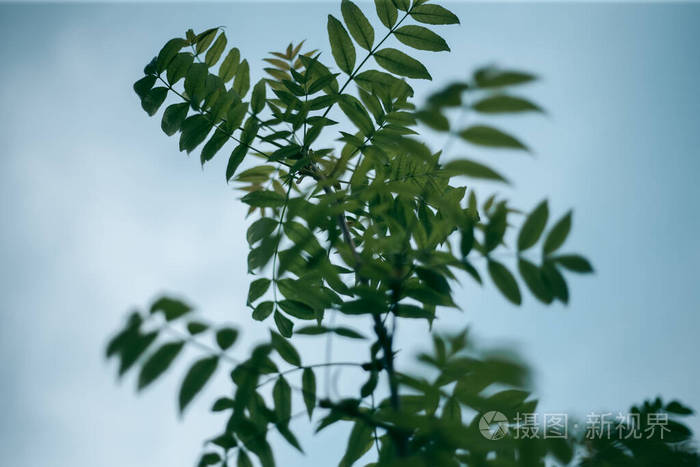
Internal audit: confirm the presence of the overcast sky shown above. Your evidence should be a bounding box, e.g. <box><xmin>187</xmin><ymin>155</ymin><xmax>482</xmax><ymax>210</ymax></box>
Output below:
<box><xmin>1</xmin><ymin>1</ymin><xmax>699</xmax><ymax>466</ymax></box>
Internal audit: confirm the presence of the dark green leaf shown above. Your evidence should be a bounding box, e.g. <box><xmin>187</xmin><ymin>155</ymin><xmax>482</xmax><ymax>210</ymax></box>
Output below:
<box><xmin>460</xmin><ymin>125</ymin><xmax>528</xmax><ymax>150</ymax></box>
<box><xmin>488</xmin><ymin>260</ymin><xmax>522</xmax><ymax>305</ymax></box>
<box><xmin>251</xmin><ymin>79</ymin><xmax>267</xmax><ymax>114</ymax></box>
<box><xmin>278</xmin><ymin>300</ymin><xmax>316</xmax><ymax>320</ymax></box>
<box><xmin>167</xmin><ymin>53</ymin><xmax>194</xmax><ymax>85</ymax></box>
<box><xmin>233</xmin><ymin>59</ymin><xmax>250</xmax><ymax>97</ymax></box>
<box><xmin>374</xmin><ymin>48</ymin><xmax>431</xmax><ymax>80</ymax></box>
<box><xmin>184</xmin><ymin>62</ymin><xmax>208</xmax><ymax>105</ymax></box>
<box><xmin>237</xmin><ymin>450</ymin><xmax>254</xmax><ymax>467</ymax></box>
<box><xmin>252</xmin><ymin>301</ymin><xmax>275</xmax><ymax>321</ymax></box>
<box><xmin>241</xmin><ymin>190</ymin><xmax>286</xmax><ymax>208</ymax></box>
<box><xmin>141</xmin><ymin>87</ymin><xmax>168</xmax><ymax>116</ymax></box>
<box><xmin>134</xmin><ymin>75</ymin><xmax>156</xmax><ymax>100</ymax></box>
<box><xmin>204</xmin><ymin>33</ymin><xmax>227</xmax><ymax>66</ymax></box>
<box><xmin>194</xmin><ymin>28</ymin><xmax>217</xmax><ymax>55</ymax></box>
<box><xmin>247</xmin><ymin>217</ymin><xmax>278</xmax><ymax>245</ymax></box>
<box><xmin>200</xmin><ymin>127</ymin><xmax>229</xmax><ymax>165</ymax></box>
<box><xmin>339</xmin><ymin>421</ymin><xmax>373</xmax><ymax>467</ymax></box>
<box><xmin>553</xmin><ymin>254</ymin><xmax>593</xmax><ymax>273</ymax></box>
<box><xmin>273</xmin><ymin>376</ymin><xmax>292</xmax><ymax>422</ymax></box>
<box><xmin>198</xmin><ymin>452</ymin><xmax>221</xmax><ymax>467</ymax></box>
<box><xmin>374</xmin><ymin>0</ymin><xmax>398</xmax><ymax>28</ymax></box>
<box><xmin>410</xmin><ymin>4</ymin><xmax>460</xmax><ymax>25</ymax></box>
<box><xmin>150</xmin><ymin>296</ymin><xmax>192</xmax><ymax>321</ymax></box>
<box><xmin>216</xmin><ymin>327</ymin><xmax>239</xmax><ymax>350</ymax></box>
<box><xmin>543</xmin><ymin>211</ymin><xmax>572</xmax><ymax>255</ymax></box>
<box><xmin>394</xmin><ymin>25</ymin><xmax>449</xmax><ymax>52</ymax></box>
<box><xmin>518</xmin><ymin>258</ymin><xmax>553</xmax><ymax>304</ymax></box>
<box><xmin>302</xmin><ymin>367</ymin><xmax>316</xmax><ymax>419</ymax></box>
<box><xmin>542</xmin><ymin>262</ymin><xmax>569</xmax><ymax>303</ymax></box>
<box><xmin>327</xmin><ymin>15</ymin><xmax>356</xmax><ymax>74</ymax></box>
<box><xmin>247</xmin><ymin>278</ymin><xmax>271</xmax><ymax>304</ymax></box>
<box><xmin>473</xmin><ymin>95</ymin><xmax>542</xmax><ymax>113</ymax></box>
<box><xmin>137</xmin><ymin>341</ymin><xmax>185</xmax><ymax>390</ymax></box>
<box><xmin>187</xmin><ymin>321</ymin><xmax>208</xmax><ymax>335</ymax></box>
<box><xmin>226</xmin><ymin>144</ymin><xmax>247</xmax><ymax>181</ymax></box>
<box><xmin>342</xmin><ymin>0</ymin><xmax>374</xmax><ymax>50</ymax></box>
<box><xmin>179</xmin><ymin>114</ymin><xmax>212</xmax><ymax>153</ymax></box>
<box><xmin>219</xmin><ymin>47</ymin><xmax>240</xmax><ymax>83</ymax></box>
<box><xmin>442</xmin><ymin>159</ymin><xmax>508</xmax><ymax>183</ymax></box>
<box><xmin>274</xmin><ymin>310</ymin><xmax>293</xmax><ymax>337</ymax></box>
<box><xmin>339</xmin><ymin>94</ymin><xmax>374</xmax><ymax>136</ymax></box>
<box><xmin>157</xmin><ymin>38</ymin><xmax>188</xmax><ymax>73</ymax></box>
<box><xmin>179</xmin><ymin>356</ymin><xmax>218</xmax><ymax>413</ymax></box>
<box><xmin>518</xmin><ymin>200</ymin><xmax>549</xmax><ymax>251</ymax></box>
<box><xmin>270</xmin><ymin>330</ymin><xmax>301</xmax><ymax>366</ymax></box>
<box><xmin>211</xmin><ymin>397</ymin><xmax>235</xmax><ymax>412</ymax></box>
<box><xmin>161</xmin><ymin>102</ymin><xmax>189</xmax><ymax>136</ymax></box>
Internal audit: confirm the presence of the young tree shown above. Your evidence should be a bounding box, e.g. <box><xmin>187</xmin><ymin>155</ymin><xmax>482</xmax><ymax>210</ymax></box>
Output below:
<box><xmin>108</xmin><ymin>1</ymin><xmax>696</xmax><ymax>465</ymax></box>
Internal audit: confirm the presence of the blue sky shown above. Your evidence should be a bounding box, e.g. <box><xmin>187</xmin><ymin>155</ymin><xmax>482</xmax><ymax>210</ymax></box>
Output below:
<box><xmin>1</xmin><ymin>1</ymin><xmax>699</xmax><ymax>466</ymax></box>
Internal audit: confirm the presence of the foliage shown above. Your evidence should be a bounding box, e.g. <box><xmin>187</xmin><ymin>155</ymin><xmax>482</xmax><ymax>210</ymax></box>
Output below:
<box><xmin>108</xmin><ymin>1</ymin><xmax>696</xmax><ymax>466</ymax></box>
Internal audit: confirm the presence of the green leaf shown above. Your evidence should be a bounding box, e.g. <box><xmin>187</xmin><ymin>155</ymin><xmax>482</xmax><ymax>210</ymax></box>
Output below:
<box><xmin>518</xmin><ymin>200</ymin><xmax>549</xmax><ymax>251</ymax></box>
<box><xmin>137</xmin><ymin>341</ymin><xmax>185</xmax><ymax>390</ymax></box>
<box><xmin>274</xmin><ymin>310</ymin><xmax>293</xmax><ymax>337</ymax></box>
<box><xmin>184</xmin><ymin>62</ymin><xmax>208</xmax><ymax>105</ymax></box>
<box><xmin>204</xmin><ymin>33</ymin><xmax>227</xmax><ymax>66</ymax></box>
<box><xmin>338</xmin><ymin>94</ymin><xmax>374</xmax><ymax>136</ymax></box>
<box><xmin>442</xmin><ymin>159</ymin><xmax>508</xmax><ymax>183</ymax></box>
<box><xmin>241</xmin><ymin>190</ymin><xmax>286</xmax><ymax>208</ymax></box>
<box><xmin>301</xmin><ymin>367</ymin><xmax>316</xmax><ymax>419</ymax></box>
<box><xmin>226</xmin><ymin>144</ymin><xmax>247</xmax><ymax>181</ymax></box>
<box><xmin>473</xmin><ymin>95</ymin><xmax>542</xmax><ymax>113</ymax></box>
<box><xmin>543</xmin><ymin>211</ymin><xmax>572</xmax><ymax>255</ymax></box>
<box><xmin>252</xmin><ymin>301</ymin><xmax>274</xmax><ymax>321</ymax></box>
<box><xmin>273</xmin><ymin>376</ymin><xmax>292</xmax><ymax>423</ymax></box>
<box><xmin>327</xmin><ymin>15</ymin><xmax>356</xmax><ymax>74</ymax></box>
<box><xmin>392</xmin><ymin>0</ymin><xmax>409</xmax><ymax>11</ymax></box>
<box><xmin>179</xmin><ymin>114</ymin><xmax>212</xmax><ymax>153</ymax></box>
<box><xmin>339</xmin><ymin>420</ymin><xmax>373</xmax><ymax>467</ymax></box>
<box><xmin>394</xmin><ymin>25</ymin><xmax>449</xmax><ymax>52</ymax></box>
<box><xmin>247</xmin><ymin>278</ymin><xmax>271</xmax><ymax>304</ymax></box>
<box><xmin>194</xmin><ymin>28</ymin><xmax>218</xmax><ymax>55</ymax></box>
<box><xmin>251</xmin><ymin>79</ymin><xmax>267</xmax><ymax>114</ymax></box>
<box><xmin>410</xmin><ymin>4</ymin><xmax>460</xmax><ymax>25</ymax></box>
<box><xmin>542</xmin><ymin>262</ymin><xmax>569</xmax><ymax>303</ymax></box>
<box><xmin>488</xmin><ymin>260</ymin><xmax>522</xmax><ymax>305</ymax></box>
<box><xmin>167</xmin><ymin>53</ymin><xmax>194</xmax><ymax>85</ymax></box>
<box><xmin>460</xmin><ymin>219</ymin><xmax>474</xmax><ymax>257</ymax></box>
<box><xmin>233</xmin><ymin>59</ymin><xmax>250</xmax><ymax>97</ymax></box>
<box><xmin>134</xmin><ymin>75</ymin><xmax>156</xmax><ymax>100</ymax></box>
<box><xmin>219</xmin><ymin>47</ymin><xmax>240</xmax><ymax>83</ymax></box>
<box><xmin>161</xmin><ymin>102</ymin><xmax>189</xmax><ymax>136</ymax></box>
<box><xmin>211</xmin><ymin>397</ymin><xmax>235</xmax><ymax>412</ymax></box>
<box><xmin>187</xmin><ymin>321</ymin><xmax>208</xmax><ymax>335</ymax></box>
<box><xmin>198</xmin><ymin>452</ymin><xmax>221</xmax><ymax>466</ymax></box>
<box><xmin>270</xmin><ymin>330</ymin><xmax>301</xmax><ymax>366</ymax></box>
<box><xmin>474</xmin><ymin>67</ymin><xmax>536</xmax><ymax>88</ymax></box>
<box><xmin>237</xmin><ymin>450</ymin><xmax>254</xmax><ymax>467</ymax></box>
<box><xmin>150</xmin><ymin>296</ymin><xmax>192</xmax><ymax>321</ymax></box>
<box><xmin>247</xmin><ymin>217</ymin><xmax>278</xmax><ymax>245</ymax></box>
<box><xmin>156</xmin><ymin>37</ymin><xmax>188</xmax><ymax>73</ymax></box>
<box><xmin>141</xmin><ymin>87</ymin><xmax>168</xmax><ymax>116</ymax></box>
<box><xmin>278</xmin><ymin>300</ymin><xmax>315</xmax><ymax>320</ymax></box>
<box><xmin>518</xmin><ymin>258</ymin><xmax>553</xmax><ymax>304</ymax></box>
<box><xmin>179</xmin><ymin>356</ymin><xmax>218</xmax><ymax>413</ymax></box>
<box><xmin>460</xmin><ymin>125</ymin><xmax>527</xmax><ymax>150</ymax></box>
<box><xmin>374</xmin><ymin>48</ymin><xmax>432</xmax><ymax>80</ymax></box>
<box><xmin>342</xmin><ymin>0</ymin><xmax>374</xmax><ymax>51</ymax></box>
<box><xmin>200</xmin><ymin>127</ymin><xmax>229</xmax><ymax>165</ymax></box>
<box><xmin>374</xmin><ymin>0</ymin><xmax>398</xmax><ymax>28</ymax></box>
<box><xmin>216</xmin><ymin>327</ymin><xmax>238</xmax><ymax>350</ymax></box>
<box><xmin>553</xmin><ymin>254</ymin><xmax>593</xmax><ymax>273</ymax></box>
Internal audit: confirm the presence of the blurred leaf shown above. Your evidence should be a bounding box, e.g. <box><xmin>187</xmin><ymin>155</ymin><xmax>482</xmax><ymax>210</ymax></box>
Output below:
<box><xmin>270</xmin><ymin>330</ymin><xmax>301</xmax><ymax>366</ymax></box>
<box><xmin>518</xmin><ymin>200</ymin><xmax>549</xmax><ymax>251</ymax></box>
<box><xmin>394</xmin><ymin>25</ymin><xmax>449</xmax><ymax>52</ymax></box>
<box><xmin>542</xmin><ymin>262</ymin><xmax>569</xmax><ymax>304</ymax></box>
<box><xmin>553</xmin><ymin>254</ymin><xmax>593</xmax><ymax>273</ymax></box>
<box><xmin>460</xmin><ymin>125</ymin><xmax>527</xmax><ymax>150</ymax></box>
<box><xmin>302</xmin><ymin>367</ymin><xmax>316</xmax><ymax>419</ymax></box>
<box><xmin>543</xmin><ymin>211</ymin><xmax>572</xmax><ymax>255</ymax></box>
<box><xmin>216</xmin><ymin>327</ymin><xmax>239</xmax><ymax>350</ymax></box>
<box><xmin>475</xmin><ymin>67</ymin><xmax>536</xmax><ymax>88</ymax></box>
<box><xmin>374</xmin><ymin>48</ymin><xmax>431</xmax><ymax>80</ymax></box>
<box><xmin>442</xmin><ymin>159</ymin><xmax>508</xmax><ymax>183</ymax></box>
<box><xmin>150</xmin><ymin>296</ymin><xmax>192</xmax><ymax>321</ymax></box>
<box><xmin>179</xmin><ymin>356</ymin><xmax>218</xmax><ymax>413</ymax></box>
<box><xmin>138</xmin><ymin>341</ymin><xmax>185</xmax><ymax>390</ymax></box>
<box><xmin>342</xmin><ymin>0</ymin><xmax>374</xmax><ymax>50</ymax></box>
<box><xmin>518</xmin><ymin>258</ymin><xmax>553</xmax><ymax>304</ymax></box>
<box><xmin>328</xmin><ymin>15</ymin><xmax>356</xmax><ymax>74</ymax></box>
<box><xmin>339</xmin><ymin>420</ymin><xmax>373</xmax><ymax>467</ymax></box>
<box><xmin>273</xmin><ymin>376</ymin><xmax>292</xmax><ymax>422</ymax></box>
<box><xmin>473</xmin><ymin>95</ymin><xmax>542</xmax><ymax>113</ymax></box>
<box><xmin>488</xmin><ymin>260</ymin><xmax>522</xmax><ymax>305</ymax></box>
<box><xmin>241</xmin><ymin>190</ymin><xmax>286</xmax><ymax>208</ymax></box>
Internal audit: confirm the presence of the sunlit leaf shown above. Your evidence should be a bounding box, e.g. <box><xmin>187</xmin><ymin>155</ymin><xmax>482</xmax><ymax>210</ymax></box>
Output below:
<box><xmin>302</xmin><ymin>367</ymin><xmax>316</xmax><ymax>419</ymax></box>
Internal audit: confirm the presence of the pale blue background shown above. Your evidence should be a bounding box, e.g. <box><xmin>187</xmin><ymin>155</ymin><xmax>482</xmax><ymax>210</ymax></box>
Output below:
<box><xmin>1</xmin><ymin>1</ymin><xmax>699</xmax><ymax>466</ymax></box>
